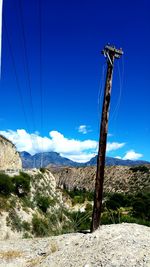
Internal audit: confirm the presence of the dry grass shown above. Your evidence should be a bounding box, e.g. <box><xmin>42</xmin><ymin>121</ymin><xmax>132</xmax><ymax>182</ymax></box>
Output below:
<box><xmin>27</xmin><ymin>242</ymin><xmax>58</xmax><ymax>266</ymax></box>
<box><xmin>50</xmin><ymin>242</ymin><xmax>58</xmax><ymax>253</ymax></box>
<box><xmin>0</xmin><ymin>250</ymin><xmax>22</xmax><ymax>260</ymax></box>
<box><xmin>27</xmin><ymin>257</ymin><xmax>42</xmax><ymax>267</ymax></box>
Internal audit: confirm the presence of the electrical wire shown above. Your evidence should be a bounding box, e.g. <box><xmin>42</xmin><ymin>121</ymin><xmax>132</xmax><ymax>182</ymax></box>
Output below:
<box><xmin>18</xmin><ymin>0</ymin><xmax>39</xmax><ymax>168</ymax></box>
<box><xmin>109</xmin><ymin>60</ymin><xmax>123</xmax><ymax>123</ymax></box>
<box><xmin>97</xmin><ymin>62</ymin><xmax>107</xmax><ymax>133</ymax></box>
<box><xmin>0</xmin><ymin>0</ymin><xmax>3</xmax><ymax>78</ymax></box>
<box><xmin>18</xmin><ymin>0</ymin><xmax>36</xmax><ymax>132</ymax></box>
<box><xmin>39</xmin><ymin>0</ymin><xmax>44</xmax><ymax>168</ymax></box>
<box><xmin>3</xmin><ymin>15</ymin><xmax>29</xmax><ymax>130</ymax></box>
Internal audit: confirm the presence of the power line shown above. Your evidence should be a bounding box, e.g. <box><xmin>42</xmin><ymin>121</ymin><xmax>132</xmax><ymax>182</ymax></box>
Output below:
<box><xmin>18</xmin><ymin>0</ymin><xmax>36</xmax><ymax>132</ymax></box>
<box><xmin>39</xmin><ymin>0</ymin><xmax>43</xmax><ymax>134</ymax></box>
<box><xmin>109</xmin><ymin>60</ymin><xmax>123</xmax><ymax>123</ymax></box>
<box><xmin>18</xmin><ymin>0</ymin><xmax>40</xmax><ymax>168</ymax></box>
<box><xmin>3</xmin><ymin>15</ymin><xmax>29</xmax><ymax>130</ymax></box>
<box><xmin>39</xmin><ymin>0</ymin><xmax>44</xmax><ymax>167</ymax></box>
<box><xmin>0</xmin><ymin>0</ymin><xmax>3</xmax><ymax>78</ymax></box>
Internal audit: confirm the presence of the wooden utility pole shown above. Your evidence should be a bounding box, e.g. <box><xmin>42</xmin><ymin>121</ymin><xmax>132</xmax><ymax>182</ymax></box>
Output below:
<box><xmin>91</xmin><ymin>44</ymin><xmax>123</xmax><ymax>232</ymax></box>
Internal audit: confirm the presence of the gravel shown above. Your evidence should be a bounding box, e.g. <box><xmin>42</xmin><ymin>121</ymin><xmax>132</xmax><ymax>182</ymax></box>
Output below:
<box><xmin>0</xmin><ymin>223</ymin><xmax>149</xmax><ymax>267</ymax></box>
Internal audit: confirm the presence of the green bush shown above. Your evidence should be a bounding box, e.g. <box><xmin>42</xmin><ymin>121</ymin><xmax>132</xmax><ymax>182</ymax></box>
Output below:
<box><xmin>85</xmin><ymin>203</ymin><xmax>93</xmax><ymax>212</ymax></box>
<box><xmin>131</xmin><ymin>192</ymin><xmax>150</xmax><ymax>220</ymax></box>
<box><xmin>21</xmin><ymin>196</ymin><xmax>35</xmax><ymax>209</ymax></box>
<box><xmin>72</xmin><ymin>195</ymin><xmax>85</xmax><ymax>205</ymax></box>
<box><xmin>36</xmin><ymin>196</ymin><xmax>54</xmax><ymax>213</ymax></box>
<box><xmin>12</xmin><ymin>173</ymin><xmax>30</xmax><ymax>196</ymax></box>
<box><xmin>101</xmin><ymin>210</ymin><xmax>150</xmax><ymax>227</ymax></box>
<box><xmin>105</xmin><ymin>193</ymin><xmax>130</xmax><ymax>210</ymax></box>
<box><xmin>100</xmin><ymin>191</ymin><xmax>150</xmax><ymax>226</ymax></box>
<box><xmin>0</xmin><ymin>173</ymin><xmax>14</xmax><ymax>195</ymax></box>
<box><xmin>68</xmin><ymin>210</ymin><xmax>92</xmax><ymax>231</ymax></box>
<box><xmin>22</xmin><ymin>221</ymin><xmax>31</xmax><ymax>231</ymax></box>
<box><xmin>65</xmin><ymin>188</ymin><xmax>94</xmax><ymax>204</ymax></box>
<box><xmin>0</xmin><ymin>195</ymin><xmax>10</xmax><ymax>211</ymax></box>
<box><xmin>130</xmin><ymin>165</ymin><xmax>149</xmax><ymax>173</ymax></box>
<box><xmin>32</xmin><ymin>215</ymin><xmax>50</xmax><ymax>237</ymax></box>
<box><xmin>7</xmin><ymin>209</ymin><xmax>22</xmax><ymax>232</ymax></box>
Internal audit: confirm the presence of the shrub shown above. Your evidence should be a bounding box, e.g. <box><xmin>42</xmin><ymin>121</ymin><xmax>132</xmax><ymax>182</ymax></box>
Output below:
<box><xmin>72</xmin><ymin>195</ymin><xmax>85</xmax><ymax>205</ymax></box>
<box><xmin>36</xmin><ymin>196</ymin><xmax>52</xmax><ymax>213</ymax></box>
<box><xmin>65</xmin><ymin>188</ymin><xmax>94</xmax><ymax>204</ymax></box>
<box><xmin>130</xmin><ymin>165</ymin><xmax>149</xmax><ymax>173</ymax></box>
<box><xmin>101</xmin><ymin>210</ymin><xmax>150</xmax><ymax>227</ymax></box>
<box><xmin>21</xmin><ymin>196</ymin><xmax>35</xmax><ymax>209</ymax></box>
<box><xmin>12</xmin><ymin>173</ymin><xmax>30</xmax><ymax>196</ymax></box>
<box><xmin>131</xmin><ymin>192</ymin><xmax>150</xmax><ymax>220</ymax></box>
<box><xmin>105</xmin><ymin>193</ymin><xmax>130</xmax><ymax>210</ymax></box>
<box><xmin>0</xmin><ymin>195</ymin><xmax>10</xmax><ymax>211</ymax></box>
<box><xmin>7</xmin><ymin>209</ymin><xmax>22</xmax><ymax>232</ymax></box>
<box><xmin>85</xmin><ymin>203</ymin><xmax>93</xmax><ymax>212</ymax></box>
<box><xmin>22</xmin><ymin>221</ymin><xmax>31</xmax><ymax>231</ymax></box>
<box><xmin>68</xmin><ymin>210</ymin><xmax>92</xmax><ymax>231</ymax></box>
<box><xmin>0</xmin><ymin>173</ymin><xmax>14</xmax><ymax>195</ymax></box>
<box><xmin>23</xmin><ymin>232</ymin><xmax>32</xmax><ymax>239</ymax></box>
<box><xmin>32</xmin><ymin>215</ymin><xmax>50</xmax><ymax>237</ymax></box>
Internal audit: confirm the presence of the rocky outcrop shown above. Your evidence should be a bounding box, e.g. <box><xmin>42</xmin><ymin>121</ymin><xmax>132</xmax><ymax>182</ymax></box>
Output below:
<box><xmin>0</xmin><ymin>135</ymin><xmax>22</xmax><ymax>170</ymax></box>
<box><xmin>50</xmin><ymin>165</ymin><xmax>150</xmax><ymax>193</ymax></box>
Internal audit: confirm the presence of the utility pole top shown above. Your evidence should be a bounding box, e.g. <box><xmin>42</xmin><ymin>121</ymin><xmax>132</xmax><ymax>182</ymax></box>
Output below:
<box><xmin>102</xmin><ymin>44</ymin><xmax>123</xmax><ymax>59</ymax></box>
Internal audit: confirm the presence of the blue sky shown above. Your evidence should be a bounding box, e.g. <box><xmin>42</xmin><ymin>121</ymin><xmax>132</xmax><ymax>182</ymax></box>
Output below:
<box><xmin>0</xmin><ymin>0</ymin><xmax>150</xmax><ymax>162</ymax></box>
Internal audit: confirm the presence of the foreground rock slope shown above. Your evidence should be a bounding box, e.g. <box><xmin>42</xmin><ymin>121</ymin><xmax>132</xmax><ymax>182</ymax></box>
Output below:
<box><xmin>0</xmin><ymin>223</ymin><xmax>149</xmax><ymax>267</ymax></box>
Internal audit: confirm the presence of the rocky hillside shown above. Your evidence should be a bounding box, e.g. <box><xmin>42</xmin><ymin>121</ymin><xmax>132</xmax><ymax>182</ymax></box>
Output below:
<box><xmin>50</xmin><ymin>165</ymin><xmax>150</xmax><ymax>193</ymax></box>
<box><xmin>20</xmin><ymin>151</ymin><xmax>82</xmax><ymax>169</ymax></box>
<box><xmin>86</xmin><ymin>155</ymin><xmax>150</xmax><ymax>166</ymax></box>
<box><xmin>0</xmin><ymin>223</ymin><xmax>149</xmax><ymax>267</ymax></box>
<box><xmin>20</xmin><ymin>151</ymin><xmax>150</xmax><ymax>169</ymax></box>
<box><xmin>0</xmin><ymin>169</ymin><xmax>72</xmax><ymax>240</ymax></box>
<box><xmin>0</xmin><ymin>135</ymin><xmax>22</xmax><ymax>170</ymax></box>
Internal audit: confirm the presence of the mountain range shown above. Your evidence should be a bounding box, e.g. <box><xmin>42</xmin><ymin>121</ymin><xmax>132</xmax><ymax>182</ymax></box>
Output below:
<box><xmin>20</xmin><ymin>151</ymin><xmax>150</xmax><ymax>169</ymax></box>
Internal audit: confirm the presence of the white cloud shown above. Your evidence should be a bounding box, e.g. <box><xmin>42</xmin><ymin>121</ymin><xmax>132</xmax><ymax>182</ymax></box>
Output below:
<box><xmin>106</xmin><ymin>142</ymin><xmax>125</xmax><ymax>152</ymax></box>
<box><xmin>115</xmin><ymin>156</ymin><xmax>122</xmax><ymax>159</ymax></box>
<box><xmin>62</xmin><ymin>153</ymin><xmax>96</xmax><ymax>163</ymax></box>
<box><xmin>0</xmin><ymin>129</ymin><xmax>97</xmax><ymax>162</ymax></box>
<box><xmin>123</xmin><ymin>150</ymin><xmax>143</xmax><ymax>160</ymax></box>
<box><xmin>0</xmin><ymin>129</ymin><xmax>125</xmax><ymax>163</ymax></box>
<box><xmin>78</xmin><ymin>125</ymin><xmax>90</xmax><ymax>134</ymax></box>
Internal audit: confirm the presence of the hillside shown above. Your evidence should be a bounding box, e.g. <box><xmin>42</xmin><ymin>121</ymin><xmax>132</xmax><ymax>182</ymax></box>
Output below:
<box><xmin>0</xmin><ymin>135</ymin><xmax>22</xmax><ymax>170</ymax></box>
<box><xmin>85</xmin><ymin>155</ymin><xmax>150</xmax><ymax>166</ymax></box>
<box><xmin>20</xmin><ymin>151</ymin><xmax>82</xmax><ymax>169</ymax></box>
<box><xmin>0</xmin><ymin>223</ymin><xmax>149</xmax><ymax>267</ymax></box>
<box><xmin>50</xmin><ymin>165</ymin><xmax>150</xmax><ymax>193</ymax></box>
<box><xmin>0</xmin><ymin>169</ymin><xmax>73</xmax><ymax>240</ymax></box>
<box><xmin>20</xmin><ymin>151</ymin><xmax>150</xmax><ymax>169</ymax></box>
<box><xmin>0</xmin><ymin>166</ymin><xmax>150</xmax><ymax>266</ymax></box>
<box><xmin>0</xmin><ymin>165</ymin><xmax>149</xmax><ymax>242</ymax></box>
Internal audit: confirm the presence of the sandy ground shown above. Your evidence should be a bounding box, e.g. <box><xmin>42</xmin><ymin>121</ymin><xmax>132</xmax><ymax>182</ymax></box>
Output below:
<box><xmin>0</xmin><ymin>223</ymin><xmax>149</xmax><ymax>267</ymax></box>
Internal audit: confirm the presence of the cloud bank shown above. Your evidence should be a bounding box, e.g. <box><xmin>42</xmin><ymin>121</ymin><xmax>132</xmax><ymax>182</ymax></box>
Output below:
<box><xmin>115</xmin><ymin>150</ymin><xmax>143</xmax><ymax>161</ymax></box>
<box><xmin>123</xmin><ymin>150</ymin><xmax>143</xmax><ymax>160</ymax></box>
<box><xmin>0</xmin><ymin>129</ymin><xmax>125</xmax><ymax>162</ymax></box>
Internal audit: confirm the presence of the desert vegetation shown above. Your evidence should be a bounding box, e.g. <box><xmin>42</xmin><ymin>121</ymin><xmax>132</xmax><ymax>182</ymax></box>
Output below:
<box><xmin>0</xmin><ymin>168</ymin><xmax>149</xmax><ymax>239</ymax></box>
